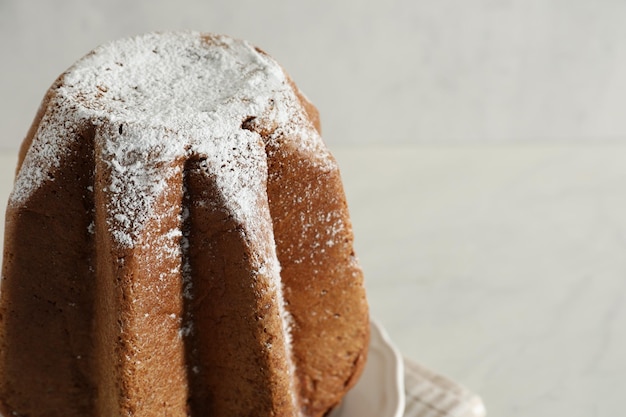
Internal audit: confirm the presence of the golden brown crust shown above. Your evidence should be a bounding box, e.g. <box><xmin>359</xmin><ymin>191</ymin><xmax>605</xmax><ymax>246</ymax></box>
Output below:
<box><xmin>265</xmin><ymin>135</ymin><xmax>369</xmax><ymax>417</ymax></box>
<box><xmin>181</xmin><ymin>158</ymin><xmax>297</xmax><ymax>416</ymax></box>
<box><xmin>92</xmin><ymin>149</ymin><xmax>190</xmax><ymax>416</ymax></box>
<box><xmin>0</xmin><ymin>121</ymin><xmax>97</xmax><ymax>416</ymax></box>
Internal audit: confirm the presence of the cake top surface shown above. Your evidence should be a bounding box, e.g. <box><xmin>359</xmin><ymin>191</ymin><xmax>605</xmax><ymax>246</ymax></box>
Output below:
<box><xmin>61</xmin><ymin>32</ymin><xmax>290</xmax><ymax>131</ymax></box>
<box><xmin>10</xmin><ymin>32</ymin><xmax>333</xmax><ymax>248</ymax></box>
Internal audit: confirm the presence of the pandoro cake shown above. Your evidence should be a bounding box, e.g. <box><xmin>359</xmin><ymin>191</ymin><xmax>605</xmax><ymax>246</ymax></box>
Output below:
<box><xmin>0</xmin><ymin>32</ymin><xmax>369</xmax><ymax>417</ymax></box>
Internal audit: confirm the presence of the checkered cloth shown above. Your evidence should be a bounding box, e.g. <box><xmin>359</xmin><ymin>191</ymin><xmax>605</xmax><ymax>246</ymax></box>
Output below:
<box><xmin>403</xmin><ymin>358</ymin><xmax>486</xmax><ymax>417</ymax></box>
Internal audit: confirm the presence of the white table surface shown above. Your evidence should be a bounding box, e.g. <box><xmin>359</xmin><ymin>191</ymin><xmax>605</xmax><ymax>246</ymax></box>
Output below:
<box><xmin>2</xmin><ymin>144</ymin><xmax>626</xmax><ymax>416</ymax></box>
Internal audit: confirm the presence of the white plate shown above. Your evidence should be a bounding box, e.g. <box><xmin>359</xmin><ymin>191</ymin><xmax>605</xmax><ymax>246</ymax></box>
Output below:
<box><xmin>329</xmin><ymin>320</ymin><xmax>405</xmax><ymax>417</ymax></box>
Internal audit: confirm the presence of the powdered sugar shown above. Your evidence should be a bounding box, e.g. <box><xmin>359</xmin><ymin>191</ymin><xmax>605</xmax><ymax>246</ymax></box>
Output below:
<box><xmin>11</xmin><ymin>32</ymin><xmax>331</xmax><ymax>243</ymax></box>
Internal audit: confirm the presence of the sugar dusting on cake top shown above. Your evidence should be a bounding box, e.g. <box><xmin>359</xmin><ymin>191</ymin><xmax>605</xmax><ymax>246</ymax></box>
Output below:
<box><xmin>10</xmin><ymin>32</ymin><xmax>333</xmax><ymax>249</ymax></box>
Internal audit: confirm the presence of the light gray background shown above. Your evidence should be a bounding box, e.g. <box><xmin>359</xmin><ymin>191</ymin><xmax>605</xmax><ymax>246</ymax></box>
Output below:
<box><xmin>2</xmin><ymin>0</ymin><xmax>626</xmax><ymax>150</ymax></box>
